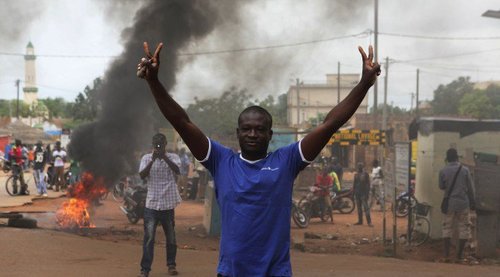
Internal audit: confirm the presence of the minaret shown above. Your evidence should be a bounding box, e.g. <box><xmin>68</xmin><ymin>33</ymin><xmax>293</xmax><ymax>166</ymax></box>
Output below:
<box><xmin>23</xmin><ymin>41</ymin><xmax>38</xmax><ymax>107</ymax></box>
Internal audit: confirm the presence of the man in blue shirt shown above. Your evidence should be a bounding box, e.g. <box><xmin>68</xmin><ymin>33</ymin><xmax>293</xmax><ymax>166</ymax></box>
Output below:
<box><xmin>138</xmin><ymin>42</ymin><xmax>380</xmax><ymax>276</ymax></box>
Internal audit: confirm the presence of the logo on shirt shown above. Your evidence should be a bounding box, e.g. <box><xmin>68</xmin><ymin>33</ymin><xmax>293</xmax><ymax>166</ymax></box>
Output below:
<box><xmin>261</xmin><ymin>167</ymin><xmax>279</xmax><ymax>171</ymax></box>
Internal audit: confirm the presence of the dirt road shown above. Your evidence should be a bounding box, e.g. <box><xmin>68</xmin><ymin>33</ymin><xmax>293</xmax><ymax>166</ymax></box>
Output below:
<box><xmin>0</xmin><ymin>196</ymin><xmax>498</xmax><ymax>276</ymax></box>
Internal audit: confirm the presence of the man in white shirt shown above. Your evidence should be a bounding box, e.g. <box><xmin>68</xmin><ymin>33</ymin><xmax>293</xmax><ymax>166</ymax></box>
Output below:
<box><xmin>370</xmin><ymin>159</ymin><xmax>384</xmax><ymax>210</ymax></box>
<box><xmin>52</xmin><ymin>141</ymin><xmax>67</xmax><ymax>192</ymax></box>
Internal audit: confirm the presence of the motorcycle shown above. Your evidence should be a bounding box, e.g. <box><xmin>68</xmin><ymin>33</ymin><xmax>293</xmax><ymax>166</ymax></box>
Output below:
<box><xmin>331</xmin><ymin>187</ymin><xmax>356</xmax><ymax>214</ymax></box>
<box><xmin>395</xmin><ymin>180</ymin><xmax>417</xmax><ymax>218</ymax></box>
<box><xmin>298</xmin><ymin>185</ymin><xmax>333</xmax><ymax>222</ymax></box>
<box><xmin>291</xmin><ymin>199</ymin><xmax>309</xmax><ymax>228</ymax></box>
<box><xmin>119</xmin><ymin>181</ymin><xmax>147</xmax><ymax>224</ymax></box>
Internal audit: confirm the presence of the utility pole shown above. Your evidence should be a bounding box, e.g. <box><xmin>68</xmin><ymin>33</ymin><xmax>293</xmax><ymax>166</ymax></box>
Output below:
<box><xmin>373</xmin><ymin>0</ymin><xmax>379</xmax><ymax>113</ymax></box>
<box><xmin>410</xmin><ymin>92</ymin><xmax>415</xmax><ymax>113</ymax></box>
<box><xmin>296</xmin><ymin>78</ymin><xmax>300</xmax><ymax>127</ymax></box>
<box><xmin>416</xmin><ymin>69</ymin><xmax>420</xmax><ymax>116</ymax></box>
<box><xmin>382</xmin><ymin>57</ymin><xmax>389</xmax><ymax>130</ymax></box>
<box><xmin>337</xmin><ymin>62</ymin><xmax>341</xmax><ymax>104</ymax></box>
<box><xmin>15</xmin><ymin>79</ymin><xmax>20</xmax><ymax>119</ymax></box>
<box><xmin>372</xmin><ymin>0</ymin><xmax>380</xmax><ymax>163</ymax></box>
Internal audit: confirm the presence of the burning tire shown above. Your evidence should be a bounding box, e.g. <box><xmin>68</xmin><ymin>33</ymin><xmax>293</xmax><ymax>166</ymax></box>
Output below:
<box><xmin>8</xmin><ymin>217</ymin><xmax>37</xmax><ymax>229</ymax></box>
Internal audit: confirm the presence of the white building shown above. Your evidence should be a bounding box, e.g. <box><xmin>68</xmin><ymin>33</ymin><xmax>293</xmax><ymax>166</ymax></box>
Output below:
<box><xmin>286</xmin><ymin>74</ymin><xmax>368</xmax><ymax>127</ymax></box>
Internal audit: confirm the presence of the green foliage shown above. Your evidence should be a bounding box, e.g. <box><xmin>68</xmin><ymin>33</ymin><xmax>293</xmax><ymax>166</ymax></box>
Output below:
<box><xmin>40</xmin><ymin>97</ymin><xmax>71</xmax><ymax>119</ymax></box>
<box><xmin>458</xmin><ymin>85</ymin><xmax>500</xmax><ymax>119</ymax></box>
<box><xmin>255</xmin><ymin>94</ymin><xmax>288</xmax><ymax>126</ymax></box>
<box><xmin>186</xmin><ymin>87</ymin><xmax>252</xmax><ymax>137</ymax></box>
<box><xmin>431</xmin><ymin>76</ymin><xmax>473</xmax><ymax>115</ymax></box>
<box><xmin>185</xmin><ymin>88</ymin><xmax>288</xmax><ymax>138</ymax></box>
<box><xmin>368</xmin><ymin>104</ymin><xmax>410</xmax><ymax>115</ymax></box>
<box><xmin>72</xmin><ymin>77</ymin><xmax>102</xmax><ymax>121</ymax></box>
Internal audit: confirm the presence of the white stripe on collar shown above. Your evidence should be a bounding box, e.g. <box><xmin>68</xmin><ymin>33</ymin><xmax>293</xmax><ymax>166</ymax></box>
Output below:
<box><xmin>239</xmin><ymin>153</ymin><xmax>269</xmax><ymax>164</ymax></box>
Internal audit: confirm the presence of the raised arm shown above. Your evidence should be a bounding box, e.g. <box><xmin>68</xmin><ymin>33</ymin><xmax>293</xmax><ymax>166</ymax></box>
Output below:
<box><xmin>138</xmin><ymin>42</ymin><xmax>209</xmax><ymax>161</ymax></box>
<box><xmin>300</xmin><ymin>46</ymin><xmax>381</xmax><ymax>161</ymax></box>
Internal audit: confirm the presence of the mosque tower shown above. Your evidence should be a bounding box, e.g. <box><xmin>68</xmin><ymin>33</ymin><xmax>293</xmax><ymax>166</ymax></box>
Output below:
<box><xmin>23</xmin><ymin>41</ymin><xmax>38</xmax><ymax>106</ymax></box>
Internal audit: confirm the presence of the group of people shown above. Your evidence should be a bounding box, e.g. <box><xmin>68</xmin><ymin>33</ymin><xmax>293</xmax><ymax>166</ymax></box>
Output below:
<box><xmin>3</xmin><ymin>140</ymin><xmax>67</xmax><ymax>196</ymax></box>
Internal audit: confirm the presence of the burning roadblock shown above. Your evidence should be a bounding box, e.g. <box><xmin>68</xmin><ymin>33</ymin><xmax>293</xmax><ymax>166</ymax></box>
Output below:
<box><xmin>56</xmin><ymin>172</ymin><xmax>107</xmax><ymax>230</ymax></box>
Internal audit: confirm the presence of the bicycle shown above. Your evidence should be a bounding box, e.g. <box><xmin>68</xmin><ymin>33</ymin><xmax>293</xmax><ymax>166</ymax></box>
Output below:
<box><xmin>407</xmin><ymin>202</ymin><xmax>431</xmax><ymax>246</ymax></box>
<box><xmin>5</xmin><ymin>165</ymin><xmax>33</xmax><ymax>196</ymax></box>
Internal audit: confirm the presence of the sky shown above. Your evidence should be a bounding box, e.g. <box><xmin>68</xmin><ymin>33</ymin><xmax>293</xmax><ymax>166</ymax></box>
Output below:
<box><xmin>1</xmin><ymin>0</ymin><xmax>499</xmax><ymax>110</ymax></box>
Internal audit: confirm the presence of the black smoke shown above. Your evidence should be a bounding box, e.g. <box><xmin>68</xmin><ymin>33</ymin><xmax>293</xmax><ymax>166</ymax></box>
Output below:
<box><xmin>68</xmin><ymin>0</ymin><xmax>226</xmax><ymax>184</ymax></box>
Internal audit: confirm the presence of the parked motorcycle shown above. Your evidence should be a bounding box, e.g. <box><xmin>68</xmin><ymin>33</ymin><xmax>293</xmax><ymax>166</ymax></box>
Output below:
<box><xmin>395</xmin><ymin>180</ymin><xmax>416</xmax><ymax>218</ymax></box>
<box><xmin>291</xmin><ymin>199</ymin><xmax>309</xmax><ymax>228</ymax></box>
<box><xmin>120</xmin><ymin>182</ymin><xmax>147</xmax><ymax>224</ymax></box>
<box><xmin>331</xmin><ymin>187</ymin><xmax>356</xmax><ymax>214</ymax></box>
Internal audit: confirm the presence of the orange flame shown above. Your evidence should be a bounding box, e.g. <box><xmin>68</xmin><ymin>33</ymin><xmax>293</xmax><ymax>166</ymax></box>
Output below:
<box><xmin>56</xmin><ymin>172</ymin><xmax>107</xmax><ymax>229</ymax></box>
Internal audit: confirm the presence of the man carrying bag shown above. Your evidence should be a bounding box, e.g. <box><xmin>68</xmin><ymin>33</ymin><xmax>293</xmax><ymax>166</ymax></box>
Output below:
<box><xmin>439</xmin><ymin>148</ymin><xmax>476</xmax><ymax>263</ymax></box>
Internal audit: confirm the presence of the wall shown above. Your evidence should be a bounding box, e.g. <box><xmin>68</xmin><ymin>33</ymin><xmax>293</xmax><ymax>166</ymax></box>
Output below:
<box><xmin>416</xmin><ymin>122</ymin><xmax>500</xmax><ymax>239</ymax></box>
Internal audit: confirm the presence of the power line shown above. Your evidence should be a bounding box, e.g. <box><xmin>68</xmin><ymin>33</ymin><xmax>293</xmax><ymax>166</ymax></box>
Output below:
<box><xmin>178</xmin><ymin>32</ymin><xmax>370</xmax><ymax>56</ymax></box>
<box><xmin>0</xmin><ymin>31</ymin><xmax>370</xmax><ymax>59</ymax></box>
<box><xmin>393</xmin><ymin>47</ymin><xmax>500</xmax><ymax>63</ymax></box>
<box><xmin>380</xmin><ymin>32</ymin><xmax>500</xmax><ymax>40</ymax></box>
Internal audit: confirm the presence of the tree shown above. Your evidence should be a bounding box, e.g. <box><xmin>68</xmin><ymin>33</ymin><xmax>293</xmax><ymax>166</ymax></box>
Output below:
<box><xmin>72</xmin><ymin>77</ymin><xmax>102</xmax><ymax>121</ymax></box>
<box><xmin>186</xmin><ymin>87</ymin><xmax>252</xmax><ymax>138</ymax></box>
<box><xmin>255</xmin><ymin>93</ymin><xmax>287</xmax><ymax>126</ymax></box>
<box><xmin>458</xmin><ymin>84</ymin><xmax>500</xmax><ymax>119</ymax></box>
<box><xmin>369</xmin><ymin>104</ymin><xmax>410</xmax><ymax>115</ymax></box>
<box><xmin>41</xmin><ymin>97</ymin><xmax>71</xmax><ymax>119</ymax></box>
<box><xmin>431</xmin><ymin>76</ymin><xmax>473</xmax><ymax>115</ymax></box>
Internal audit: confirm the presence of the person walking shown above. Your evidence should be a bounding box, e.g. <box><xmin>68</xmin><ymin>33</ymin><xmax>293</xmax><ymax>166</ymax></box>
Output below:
<box><xmin>439</xmin><ymin>148</ymin><xmax>475</xmax><ymax>263</ymax></box>
<box><xmin>138</xmin><ymin>41</ymin><xmax>380</xmax><ymax>276</ymax></box>
<box><xmin>138</xmin><ymin>133</ymin><xmax>181</xmax><ymax>277</ymax></box>
<box><xmin>33</xmin><ymin>141</ymin><xmax>48</xmax><ymax>197</ymax></box>
<box><xmin>353</xmin><ymin>163</ymin><xmax>373</xmax><ymax>227</ymax></box>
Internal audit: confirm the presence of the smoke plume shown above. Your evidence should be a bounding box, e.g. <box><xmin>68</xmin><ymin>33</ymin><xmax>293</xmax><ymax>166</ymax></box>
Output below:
<box><xmin>68</xmin><ymin>0</ymin><xmax>226</xmax><ymax>183</ymax></box>
<box><xmin>68</xmin><ymin>0</ymin><xmax>370</xmax><ymax>184</ymax></box>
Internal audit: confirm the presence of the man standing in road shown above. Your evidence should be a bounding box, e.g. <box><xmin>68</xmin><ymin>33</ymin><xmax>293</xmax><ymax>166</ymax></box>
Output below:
<box><xmin>439</xmin><ymin>148</ymin><xmax>475</xmax><ymax>263</ymax></box>
<box><xmin>138</xmin><ymin>133</ymin><xmax>181</xmax><ymax>277</ymax></box>
<box><xmin>370</xmin><ymin>159</ymin><xmax>384</xmax><ymax>210</ymax></box>
<box><xmin>33</xmin><ymin>141</ymin><xmax>48</xmax><ymax>197</ymax></box>
<box><xmin>138</xmin><ymin>41</ymin><xmax>380</xmax><ymax>276</ymax></box>
<box><xmin>353</xmin><ymin>163</ymin><xmax>373</xmax><ymax>227</ymax></box>
<box><xmin>9</xmin><ymin>139</ymin><xmax>28</xmax><ymax>195</ymax></box>
<box><xmin>52</xmin><ymin>141</ymin><xmax>67</xmax><ymax>192</ymax></box>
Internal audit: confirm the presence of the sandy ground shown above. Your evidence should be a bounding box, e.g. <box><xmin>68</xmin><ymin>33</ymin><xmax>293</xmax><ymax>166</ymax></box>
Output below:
<box><xmin>0</xmin><ymin>195</ymin><xmax>499</xmax><ymax>276</ymax></box>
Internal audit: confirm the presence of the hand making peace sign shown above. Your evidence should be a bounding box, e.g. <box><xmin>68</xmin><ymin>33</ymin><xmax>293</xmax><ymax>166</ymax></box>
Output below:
<box><xmin>137</xmin><ymin>42</ymin><xmax>163</xmax><ymax>80</ymax></box>
<box><xmin>358</xmin><ymin>45</ymin><xmax>381</xmax><ymax>87</ymax></box>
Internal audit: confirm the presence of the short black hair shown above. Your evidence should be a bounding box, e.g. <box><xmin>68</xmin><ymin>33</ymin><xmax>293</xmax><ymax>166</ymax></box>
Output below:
<box><xmin>152</xmin><ymin>133</ymin><xmax>167</xmax><ymax>144</ymax></box>
<box><xmin>446</xmin><ymin>148</ymin><xmax>458</xmax><ymax>162</ymax></box>
<box><xmin>238</xmin><ymin>106</ymin><xmax>273</xmax><ymax>128</ymax></box>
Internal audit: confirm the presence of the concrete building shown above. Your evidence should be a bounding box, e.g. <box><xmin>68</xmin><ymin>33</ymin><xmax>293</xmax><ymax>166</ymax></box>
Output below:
<box><xmin>409</xmin><ymin>117</ymin><xmax>500</xmax><ymax>239</ymax></box>
<box><xmin>286</xmin><ymin>74</ymin><xmax>367</xmax><ymax>127</ymax></box>
<box><xmin>23</xmin><ymin>41</ymin><xmax>38</xmax><ymax>107</ymax></box>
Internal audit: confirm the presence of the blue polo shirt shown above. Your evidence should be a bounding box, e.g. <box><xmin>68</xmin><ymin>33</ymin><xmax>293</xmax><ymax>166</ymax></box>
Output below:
<box><xmin>200</xmin><ymin>139</ymin><xmax>310</xmax><ymax>276</ymax></box>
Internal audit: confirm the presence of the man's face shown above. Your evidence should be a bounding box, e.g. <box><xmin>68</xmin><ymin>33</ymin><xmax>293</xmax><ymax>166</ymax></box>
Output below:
<box><xmin>152</xmin><ymin>138</ymin><xmax>166</xmax><ymax>154</ymax></box>
<box><xmin>237</xmin><ymin>111</ymin><xmax>273</xmax><ymax>157</ymax></box>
